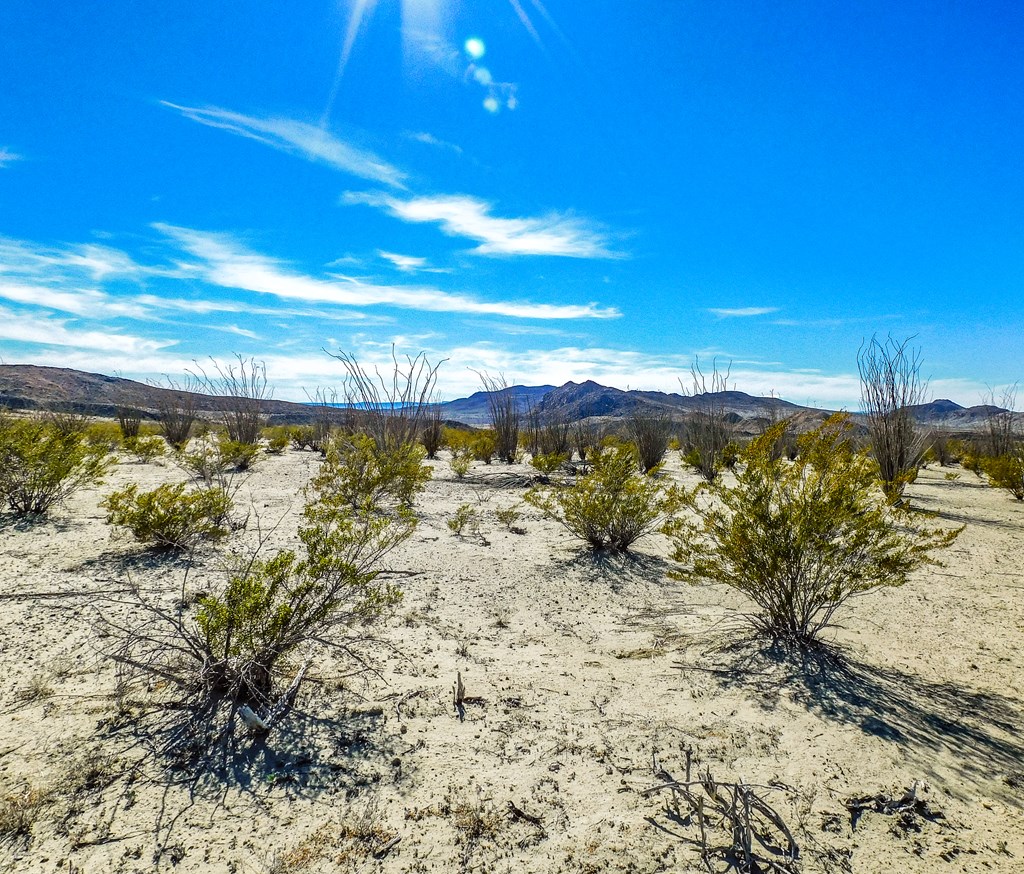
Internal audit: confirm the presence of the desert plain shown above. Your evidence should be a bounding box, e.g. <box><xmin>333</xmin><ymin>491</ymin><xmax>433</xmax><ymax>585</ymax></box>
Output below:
<box><xmin>1</xmin><ymin>442</ymin><xmax>1022</xmax><ymax>873</ymax></box>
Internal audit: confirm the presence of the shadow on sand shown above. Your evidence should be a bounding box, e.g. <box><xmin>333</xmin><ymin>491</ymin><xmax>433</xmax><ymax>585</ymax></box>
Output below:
<box><xmin>692</xmin><ymin>634</ymin><xmax>1024</xmax><ymax>800</ymax></box>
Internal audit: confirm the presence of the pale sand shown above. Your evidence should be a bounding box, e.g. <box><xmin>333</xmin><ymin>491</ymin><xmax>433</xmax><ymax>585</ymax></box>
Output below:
<box><xmin>1</xmin><ymin>448</ymin><xmax>1022</xmax><ymax>872</ymax></box>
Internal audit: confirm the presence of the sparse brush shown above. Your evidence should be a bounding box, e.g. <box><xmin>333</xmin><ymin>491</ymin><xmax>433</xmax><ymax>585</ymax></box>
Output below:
<box><xmin>681</xmin><ymin>357</ymin><xmax>734</xmax><ymax>483</ymax></box>
<box><xmin>152</xmin><ymin>374</ymin><xmax>199</xmax><ymax>449</ymax></box>
<box><xmin>529</xmin><ymin>451</ymin><xmax>568</xmax><ymax>477</ymax></box>
<box><xmin>858</xmin><ymin>335</ymin><xmax>929</xmax><ymax>503</ymax></box>
<box><xmin>665</xmin><ymin>414</ymin><xmax>961</xmax><ymax>645</ymax></box>
<box><xmin>123</xmin><ymin>434</ymin><xmax>166</xmax><ymax>463</ymax></box>
<box><xmin>494</xmin><ymin>504</ymin><xmax>522</xmax><ymax>531</ymax></box>
<box><xmin>477</xmin><ymin>371</ymin><xmax>520</xmax><ymax>463</ymax></box>
<box><xmin>311</xmin><ymin>433</ymin><xmax>430</xmax><ymax>510</ymax></box>
<box><xmin>115</xmin><ymin>405</ymin><xmax>143</xmax><ymax>439</ymax></box>
<box><xmin>627</xmin><ymin>409</ymin><xmax>673</xmax><ymax>473</ymax></box>
<box><xmin>83</xmin><ymin>421</ymin><xmax>123</xmax><ymax>453</ymax></box>
<box><xmin>526</xmin><ymin>445</ymin><xmax>681</xmax><ymax>553</ymax></box>
<box><xmin>263</xmin><ymin>426</ymin><xmax>291</xmax><ymax>455</ymax></box>
<box><xmin>470</xmin><ymin>430</ymin><xmax>497</xmax><ymax>463</ymax></box>
<box><xmin>448</xmin><ymin>504</ymin><xmax>478</xmax><ymax>536</ymax></box>
<box><xmin>450</xmin><ymin>454</ymin><xmax>471</xmax><ymax>479</ymax></box>
<box><xmin>0</xmin><ymin>418</ymin><xmax>111</xmax><ymax>517</ymax></box>
<box><xmin>191</xmin><ymin>354</ymin><xmax>271</xmax><ymax>445</ymax></box>
<box><xmin>421</xmin><ymin>402</ymin><xmax>444</xmax><ymax>459</ymax></box>
<box><xmin>103</xmin><ymin>482</ymin><xmax>235</xmax><ymax>550</ymax></box>
<box><xmin>980</xmin><ymin>451</ymin><xmax>1024</xmax><ymax>500</ymax></box>
<box><xmin>0</xmin><ymin>784</ymin><xmax>52</xmax><ymax>843</ymax></box>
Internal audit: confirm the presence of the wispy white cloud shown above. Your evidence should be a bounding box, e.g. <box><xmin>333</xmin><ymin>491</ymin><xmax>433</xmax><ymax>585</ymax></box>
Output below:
<box><xmin>161</xmin><ymin>102</ymin><xmax>406</xmax><ymax>188</ymax></box>
<box><xmin>156</xmin><ymin>224</ymin><xmax>620</xmax><ymax>319</ymax></box>
<box><xmin>0</xmin><ymin>147</ymin><xmax>23</xmax><ymax>168</ymax></box>
<box><xmin>0</xmin><ymin>306</ymin><xmax>176</xmax><ymax>355</ymax></box>
<box><xmin>344</xmin><ymin>191</ymin><xmax>619</xmax><ymax>258</ymax></box>
<box><xmin>377</xmin><ymin>250</ymin><xmax>450</xmax><ymax>274</ymax></box>
<box><xmin>708</xmin><ymin>306</ymin><xmax>779</xmax><ymax>318</ymax></box>
<box><xmin>405</xmin><ymin>131</ymin><xmax>463</xmax><ymax>155</ymax></box>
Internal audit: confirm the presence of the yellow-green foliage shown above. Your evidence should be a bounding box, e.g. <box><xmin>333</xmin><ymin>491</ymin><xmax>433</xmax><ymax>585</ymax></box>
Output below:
<box><xmin>84</xmin><ymin>420</ymin><xmax>123</xmax><ymax>453</ymax></box>
<box><xmin>450</xmin><ymin>454</ymin><xmax>471</xmax><ymax>478</ymax></box>
<box><xmin>665</xmin><ymin>414</ymin><xmax>960</xmax><ymax>644</ymax></box>
<box><xmin>443</xmin><ymin>426</ymin><xmax>473</xmax><ymax>457</ymax></box>
<box><xmin>195</xmin><ymin>485</ymin><xmax>411</xmax><ymax>700</ymax></box>
<box><xmin>310</xmin><ymin>432</ymin><xmax>430</xmax><ymax>510</ymax></box>
<box><xmin>447</xmin><ymin>503</ymin><xmax>478</xmax><ymax>536</ymax></box>
<box><xmin>980</xmin><ymin>452</ymin><xmax>1024</xmax><ymax>500</ymax></box>
<box><xmin>181</xmin><ymin>434</ymin><xmax>259</xmax><ymax>482</ymax></box>
<box><xmin>470</xmin><ymin>430</ymin><xmax>497</xmax><ymax>463</ymax></box>
<box><xmin>262</xmin><ymin>426</ymin><xmax>291</xmax><ymax>454</ymax></box>
<box><xmin>526</xmin><ymin>445</ymin><xmax>680</xmax><ymax>553</ymax></box>
<box><xmin>103</xmin><ymin>482</ymin><xmax>233</xmax><ymax>549</ymax></box>
<box><xmin>529</xmin><ymin>452</ymin><xmax>568</xmax><ymax>476</ymax></box>
<box><xmin>123</xmin><ymin>434</ymin><xmax>166</xmax><ymax>463</ymax></box>
<box><xmin>0</xmin><ymin>418</ymin><xmax>111</xmax><ymax>516</ymax></box>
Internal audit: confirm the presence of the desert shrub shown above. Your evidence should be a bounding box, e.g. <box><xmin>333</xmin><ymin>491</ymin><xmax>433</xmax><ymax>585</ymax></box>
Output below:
<box><xmin>526</xmin><ymin>445</ymin><xmax>681</xmax><ymax>553</ymax></box>
<box><xmin>470</xmin><ymin>430</ymin><xmax>497</xmax><ymax>463</ymax></box>
<box><xmin>980</xmin><ymin>451</ymin><xmax>1024</xmax><ymax>500</ymax></box>
<box><xmin>495</xmin><ymin>504</ymin><xmax>523</xmax><ymax>532</ymax></box>
<box><xmin>529</xmin><ymin>451</ymin><xmax>568</xmax><ymax>476</ymax></box>
<box><xmin>0</xmin><ymin>418</ymin><xmax>110</xmax><ymax>517</ymax></box>
<box><xmin>681</xmin><ymin>358</ymin><xmax>734</xmax><ymax>482</ymax></box>
<box><xmin>421</xmin><ymin>403</ymin><xmax>444</xmax><ymax>459</ymax></box>
<box><xmin>41</xmin><ymin>408</ymin><xmax>90</xmax><ymax>436</ymax></box>
<box><xmin>107</xmin><ymin>493</ymin><xmax>411</xmax><ymax>730</ymax></box>
<box><xmin>192</xmin><ymin>355</ymin><xmax>271</xmax><ymax>446</ymax></box>
<box><xmin>721</xmin><ymin>440</ymin><xmax>741</xmax><ymax>469</ymax></box>
<box><xmin>103</xmin><ymin>483</ymin><xmax>234</xmax><ymax>549</ymax></box>
<box><xmin>857</xmin><ymin>335</ymin><xmax>928</xmax><ymax>503</ymax></box>
<box><xmin>152</xmin><ymin>375</ymin><xmax>199</xmax><ymax>449</ymax></box>
<box><xmin>83</xmin><ymin>420</ymin><xmax>123</xmax><ymax>453</ymax></box>
<box><xmin>289</xmin><ymin>424</ymin><xmax>323</xmax><ymax>452</ymax></box>
<box><xmin>328</xmin><ymin>347</ymin><xmax>443</xmax><ymax>451</ymax></box>
<box><xmin>627</xmin><ymin>410</ymin><xmax>673</xmax><ymax>473</ymax></box>
<box><xmin>115</xmin><ymin>405</ymin><xmax>143</xmax><ymax>439</ymax></box>
<box><xmin>573</xmin><ymin>420</ymin><xmax>601</xmax><ymax>463</ymax></box>
<box><xmin>477</xmin><ymin>371</ymin><xmax>520</xmax><ymax>463</ymax></box>
<box><xmin>447</xmin><ymin>504</ymin><xmax>479</xmax><ymax>536</ymax></box>
<box><xmin>180</xmin><ymin>434</ymin><xmax>259</xmax><ymax>484</ymax></box>
<box><xmin>262</xmin><ymin>426</ymin><xmax>291</xmax><ymax>455</ymax></box>
<box><xmin>450</xmin><ymin>454</ymin><xmax>471</xmax><ymax>479</ymax></box>
<box><xmin>443</xmin><ymin>426</ymin><xmax>473</xmax><ymax>458</ymax></box>
<box><xmin>311</xmin><ymin>433</ymin><xmax>430</xmax><ymax>510</ymax></box>
<box><xmin>123</xmin><ymin>434</ymin><xmax>167</xmax><ymax>463</ymax></box>
<box><xmin>665</xmin><ymin>414</ymin><xmax>960</xmax><ymax>646</ymax></box>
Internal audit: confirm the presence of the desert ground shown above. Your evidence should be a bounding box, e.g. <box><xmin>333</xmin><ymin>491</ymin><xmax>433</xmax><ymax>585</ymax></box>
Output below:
<box><xmin>1</xmin><ymin>442</ymin><xmax>1022</xmax><ymax>873</ymax></box>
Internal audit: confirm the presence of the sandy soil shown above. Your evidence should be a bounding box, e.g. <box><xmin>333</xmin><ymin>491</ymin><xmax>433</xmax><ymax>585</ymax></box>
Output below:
<box><xmin>1</xmin><ymin>444</ymin><xmax>1022</xmax><ymax>873</ymax></box>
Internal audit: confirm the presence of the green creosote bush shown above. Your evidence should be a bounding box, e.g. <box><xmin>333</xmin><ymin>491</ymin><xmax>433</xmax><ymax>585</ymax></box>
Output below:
<box><xmin>0</xmin><ymin>417</ymin><xmax>111</xmax><ymax>517</ymax></box>
<box><xmin>470</xmin><ymin>430</ymin><xmax>497</xmax><ymax>464</ymax></box>
<box><xmin>495</xmin><ymin>504</ymin><xmax>524</xmax><ymax>533</ymax></box>
<box><xmin>84</xmin><ymin>421</ymin><xmax>124</xmax><ymax>453</ymax></box>
<box><xmin>980</xmin><ymin>452</ymin><xmax>1024</xmax><ymax>500</ymax></box>
<box><xmin>180</xmin><ymin>434</ymin><xmax>260</xmax><ymax>483</ymax></box>
<box><xmin>123</xmin><ymin>434</ymin><xmax>167</xmax><ymax>463</ymax></box>
<box><xmin>447</xmin><ymin>503</ymin><xmax>478</xmax><ymax>536</ymax></box>
<box><xmin>262</xmin><ymin>426</ymin><xmax>291</xmax><ymax>455</ymax></box>
<box><xmin>193</xmin><ymin>488</ymin><xmax>412</xmax><ymax>703</ymax></box>
<box><xmin>103</xmin><ymin>483</ymin><xmax>235</xmax><ymax>550</ymax></box>
<box><xmin>525</xmin><ymin>445</ymin><xmax>681</xmax><ymax>553</ymax></box>
<box><xmin>311</xmin><ymin>432</ymin><xmax>431</xmax><ymax>510</ymax></box>
<box><xmin>664</xmin><ymin>414</ymin><xmax>961</xmax><ymax>646</ymax></box>
<box><xmin>529</xmin><ymin>452</ymin><xmax>568</xmax><ymax>476</ymax></box>
<box><xmin>450</xmin><ymin>454</ymin><xmax>471</xmax><ymax>479</ymax></box>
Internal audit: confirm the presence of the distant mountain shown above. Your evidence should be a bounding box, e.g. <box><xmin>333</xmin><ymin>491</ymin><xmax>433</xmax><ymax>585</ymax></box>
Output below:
<box><xmin>439</xmin><ymin>384</ymin><xmax>555</xmax><ymax>425</ymax></box>
<box><xmin>0</xmin><ymin>364</ymin><xmax>1012</xmax><ymax>433</ymax></box>
<box><xmin>0</xmin><ymin>364</ymin><xmax>317</xmax><ymax>423</ymax></box>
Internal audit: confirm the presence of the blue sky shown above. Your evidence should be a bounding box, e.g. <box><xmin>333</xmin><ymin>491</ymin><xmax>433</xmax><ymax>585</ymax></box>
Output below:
<box><xmin>1</xmin><ymin>0</ymin><xmax>1022</xmax><ymax>407</ymax></box>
